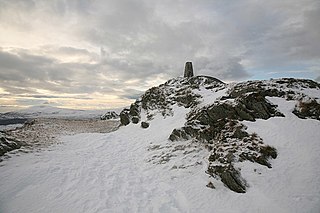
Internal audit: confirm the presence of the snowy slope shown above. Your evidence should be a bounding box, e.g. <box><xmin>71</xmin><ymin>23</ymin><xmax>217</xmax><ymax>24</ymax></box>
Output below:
<box><xmin>0</xmin><ymin>77</ymin><xmax>319</xmax><ymax>213</ymax></box>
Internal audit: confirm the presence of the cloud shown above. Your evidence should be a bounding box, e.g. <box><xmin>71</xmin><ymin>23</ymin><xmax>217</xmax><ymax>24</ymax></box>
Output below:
<box><xmin>195</xmin><ymin>57</ymin><xmax>250</xmax><ymax>81</ymax></box>
<box><xmin>0</xmin><ymin>0</ymin><xmax>320</xmax><ymax>110</ymax></box>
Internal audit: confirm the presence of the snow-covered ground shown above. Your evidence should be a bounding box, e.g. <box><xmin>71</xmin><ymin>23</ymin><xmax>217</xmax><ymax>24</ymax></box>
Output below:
<box><xmin>0</xmin><ymin>105</ymin><xmax>123</xmax><ymax>120</ymax></box>
<box><xmin>0</xmin><ymin>124</ymin><xmax>23</xmax><ymax>131</ymax></box>
<box><xmin>0</xmin><ymin>97</ymin><xmax>319</xmax><ymax>213</ymax></box>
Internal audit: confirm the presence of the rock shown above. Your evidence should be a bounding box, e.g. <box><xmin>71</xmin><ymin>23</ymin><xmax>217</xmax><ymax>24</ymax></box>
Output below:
<box><xmin>292</xmin><ymin>99</ymin><xmax>320</xmax><ymax>120</ymax></box>
<box><xmin>0</xmin><ymin>132</ymin><xmax>25</xmax><ymax>157</ymax></box>
<box><xmin>184</xmin><ymin>61</ymin><xmax>194</xmax><ymax>78</ymax></box>
<box><xmin>131</xmin><ymin>116</ymin><xmax>139</xmax><ymax>124</ymax></box>
<box><xmin>220</xmin><ymin>170</ymin><xmax>246</xmax><ymax>193</ymax></box>
<box><xmin>100</xmin><ymin>111</ymin><xmax>119</xmax><ymax>120</ymax></box>
<box><xmin>130</xmin><ymin>103</ymin><xmax>140</xmax><ymax>117</ymax></box>
<box><xmin>206</xmin><ymin>181</ymin><xmax>215</xmax><ymax>189</ymax></box>
<box><xmin>141</xmin><ymin>121</ymin><xmax>150</xmax><ymax>129</ymax></box>
<box><xmin>120</xmin><ymin>109</ymin><xmax>130</xmax><ymax>126</ymax></box>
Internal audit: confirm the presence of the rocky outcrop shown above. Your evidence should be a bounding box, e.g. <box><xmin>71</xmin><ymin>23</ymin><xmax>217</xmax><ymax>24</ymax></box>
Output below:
<box><xmin>119</xmin><ymin>103</ymin><xmax>141</xmax><ymax>126</ymax></box>
<box><xmin>0</xmin><ymin>132</ymin><xmax>26</xmax><ymax>158</ymax></box>
<box><xmin>100</xmin><ymin>111</ymin><xmax>119</xmax><ymax>120</ymax></box>
<box><xmin>119</xmin><ymin>76</ymin><xmax>319</xmax><ymax>193</ymax></box>
<box><xmin>293</xmin><ymin>99</ymin><xmax>320</xmax><ymax>120</ymax></box>
<box><xmin>119</xmin><ymin>76</ymin><xmax>225</xmax><ymax>126</ymax></box>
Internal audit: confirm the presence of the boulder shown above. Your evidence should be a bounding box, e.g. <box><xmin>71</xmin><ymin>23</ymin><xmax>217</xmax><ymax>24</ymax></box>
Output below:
<box><xmin>141</xmin><ymin>121</ymin><xmax>150</xmax><ymax>129</ymax></box>
<box><xmin>119</xmin><ymin>109</ymin><xmax>130</xmax><ymax>126</ymax></box>
<box><xmin>131</xmin><ymin>116</ymin><xmax>140</xmax><ymax>124</ymax></box>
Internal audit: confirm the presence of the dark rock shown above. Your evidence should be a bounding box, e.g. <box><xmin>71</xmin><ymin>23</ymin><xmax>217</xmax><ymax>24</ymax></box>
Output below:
<box><xmin>0</xmin><ymin>132</ymin><xmax>25</xmax><ymax>157</ymax></box>
<box><xmin>130</xmin><ymin>103</ymin><xmax>140</xmax><ymax>117</ymax></box>
<box><xmin>141</xmin><ymin>121</ymin><xmax>150</xmax><ymax>129</ymax></box>
<box><xmin>120</xmin><ymin>109</ymin><xmax>130</xmax><ymax>126</ymax></box>
<box><xmin>260</xmin><ymin>145</ymin><xmax>277</xmax><ymax>159</ymax></box>
<box><xmin>206</xmin><ymin>181</ymin><xmax>215</xmax><ymax>189</ymax></box>
<box><xmin>292</xmin><ymin>99</ymin><xmax>320</xmax><ymax>120</ymax></box>
<box><xmin>220</xmin><ymin>170</ymin><xmax>246</xmax><ymax>193</ymax></box>
<box><xmin>169</xmin><ymin>129</ymin><xmax>190</xmax><ymax>141</ymax></box>
<box><xmin>131</xmin><ymin>116</ymin><xmax>139</xmax><ymax>124</ymax></box>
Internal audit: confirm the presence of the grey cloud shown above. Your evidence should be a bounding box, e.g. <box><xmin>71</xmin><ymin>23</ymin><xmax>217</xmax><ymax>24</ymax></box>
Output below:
<box><xmin>195</xmin><ymin>57</ymin><xmax>251</xmax><ymax>81</ymax></box>
<box><xmin>0</xmin><ymin>48</ymin><xmax>137</xmax><ymax>100</ymax></box>
<box><xmin>0</xmin><ymin>49</ymin><xmax>56</xmax><ymax>81</ymax></box>
<box><xmin>1</xmin><ymin>0</ymin><xmax>320</xmax><ymax>110</ymax></box>
<box><xmin>119</xmin><ymin>88</ymin><xmax>144</xmax><ymax>100</ymax></box>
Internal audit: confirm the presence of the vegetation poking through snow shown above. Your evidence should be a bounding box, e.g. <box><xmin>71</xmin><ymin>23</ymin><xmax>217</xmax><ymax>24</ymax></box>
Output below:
<box><xmin>293</xmin><ymin>99</ymin><xmax>320</xmax><ymax>120</ymax></box>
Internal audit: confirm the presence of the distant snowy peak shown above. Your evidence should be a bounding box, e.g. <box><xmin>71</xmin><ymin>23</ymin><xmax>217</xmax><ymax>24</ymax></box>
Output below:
<box><xmin>119</xmin><ymin>76</ymin><xmax>320</xmax><ymax>193</ymax></box>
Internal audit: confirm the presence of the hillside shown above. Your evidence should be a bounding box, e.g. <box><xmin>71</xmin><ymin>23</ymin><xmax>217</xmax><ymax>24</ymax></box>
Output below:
<box><xmin>118</xmin><ymin>76</ymin><xmax>320</xmax><ymax>193</ymax></box>
<box><xmin>0</xmin><ymin>76</ymin><xmax>319</xmax><ymax>212</ymax></box>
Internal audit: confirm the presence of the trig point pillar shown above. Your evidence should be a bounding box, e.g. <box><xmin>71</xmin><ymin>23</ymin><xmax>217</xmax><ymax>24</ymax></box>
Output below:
<box><xmin>184</xmin><ymin>62</ymin><xmax>194</xmax><ymax>77</ymax></box>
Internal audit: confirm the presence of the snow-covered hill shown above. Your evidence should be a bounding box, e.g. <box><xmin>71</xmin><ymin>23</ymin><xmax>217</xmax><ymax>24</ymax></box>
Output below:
<box><xmin>0</xmin><ymin>76</ymin><xmax>319</xmax><ymax>212</ymax></box>
<box><xmin>118</xmin><ymin>76</ymin><xmax>320</xmax><ymax>193</ymax></box>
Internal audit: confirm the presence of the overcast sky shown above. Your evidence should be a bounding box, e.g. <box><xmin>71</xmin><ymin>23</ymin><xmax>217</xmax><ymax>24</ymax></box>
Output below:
<box><xmin>0</xmin><ymin>0</ymin><xmax>320</xmax><ymax>112</ymax></box>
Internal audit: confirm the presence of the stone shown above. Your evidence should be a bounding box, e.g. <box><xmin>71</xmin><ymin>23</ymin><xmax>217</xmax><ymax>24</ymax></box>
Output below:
<box><xmin>220</xmin><ymin>170</ymin><xmax>246</xmax><ymax>193</ymax></box>
<box><xmin>119</xmin><ymin>109</ymin><xmax>130</xmax><ymax>126</ymax></box>
<box><xmin>131</xmin><ymin>116</ymin><xmax>140</xmax><ymax>124</ymax></box>
<box><xmin>184</xmin><ymin>62</ymin><xmax>194</xmax><ymax>78</ymax></box>
<box><xmin>0</xmin><ymin>133</ymin><xmax>24</xmax><ymax>157</ymax></box>
<box><xmin>206</xmin><ymin>181</ymin><xmax>215</xmax><ymax>189</ymax></box>
<box><xmin>129</xmin><ymin>103</ymin><xmax>140</xmax><ymax>117</ymax></box>
<box><xmin>292</xmin><ymin>99</ymin><xmax>320</xmax><ymax>120</ymax></box>
<box><xmin>100</xmin><ymin>111</ymin><xmax>119</xmax><ymax>120</ymax></box>
<box><xmin>141</xmin><ymin>121</ymin><xmax>150</xmax><ymax>129</ymax></box>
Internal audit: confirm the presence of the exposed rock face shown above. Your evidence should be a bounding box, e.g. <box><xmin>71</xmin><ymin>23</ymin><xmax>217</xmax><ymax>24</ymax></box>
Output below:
<box><xmin>292</xmin><ymin>99</ymin><xmax>320</xmax><ymax>120</ymax></box>
<box><xmin>184</xmin><ymin>62</ymin><xmax>194</xmax><ymax>78</ymax></box>
<box><xmin>119</xmin><ymin>76</ymin><xmax>320</xmax><ymax>193</ymax></box>
<box><xmin>0</xmin><ymin>132</ymin><xmax>26</xmax><ymax>158</ymax></box>
<box><xmin>119</xmin><ymin>76</ymin><xmax>225</xmax><ymax>126</ymax></box>
<box><xmin>119</xmin><ymin>103</ymin><xmax>141</xmax><ymax>126</ymax></box>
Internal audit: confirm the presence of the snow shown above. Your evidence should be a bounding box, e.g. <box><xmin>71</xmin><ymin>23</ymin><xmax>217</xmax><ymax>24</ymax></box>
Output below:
<box><xmin>195</xmin><ymin>87</ymin><xmax>227</xmax><ymax>108</ymax></box>
<box><xmin>1</xmin><ymin>81</ymin><xmax>320</xmax><ymax>212</ymax></box>
<box><xmin>241</xmin><ymin>97</ymin><xmax>320</xmax><ymax>212</ymax></box>
<box><xmin>0</xmin><ymin>124</ymin><xmax>23</xmax><ymax>131</ymax></box>
<box><xmin>1</xmin><ymin>105</ymin><xmax>124</xmax><ymax>119</ymax></box>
